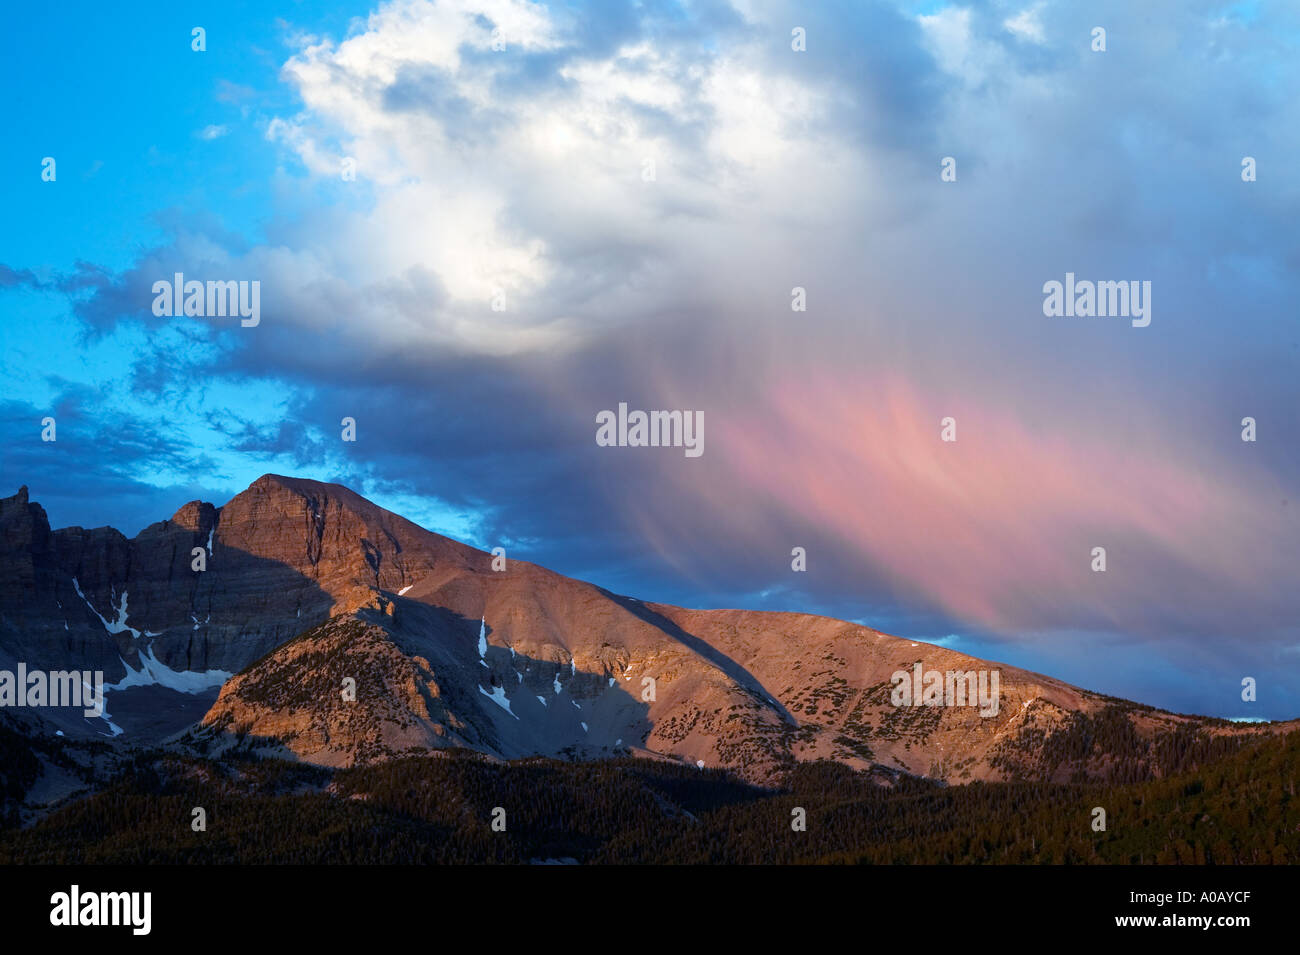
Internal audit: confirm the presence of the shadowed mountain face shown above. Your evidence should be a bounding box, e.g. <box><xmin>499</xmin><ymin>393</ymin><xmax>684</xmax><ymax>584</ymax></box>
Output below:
<box><xmin>0</xmin><ymin>476</ymin><xmax>1290</xmax><ymax>784</ymax></box>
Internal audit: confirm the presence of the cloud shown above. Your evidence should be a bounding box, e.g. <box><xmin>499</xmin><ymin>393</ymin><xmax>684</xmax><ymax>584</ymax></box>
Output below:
<box><xmin>1003</xmin><ymin>4</ymin><xmax>1047</xmax><ymax>45</ymax></box>
<box><xmin>0</xmin><ymin>265</ymin><xmax>39</xmax><ymax>288</ymax></box>
<box><xmin>215</xmin><ymin>79</ymin><xmax>258</xmax><ymax>104</ymax></box>
<box><xmin>696</xmin><ymin>369</ymin><xmax>1299</xmax><ymax>640</ymax></box>
<box><xmin>198</xmin><ymin>124</ymin><xmax>230</xmax><ymax>140</ymax></box>
<box><xmin>242</xmin><ymin>0</ymin><xmax>936</xmax><ymax>355</ymax></box>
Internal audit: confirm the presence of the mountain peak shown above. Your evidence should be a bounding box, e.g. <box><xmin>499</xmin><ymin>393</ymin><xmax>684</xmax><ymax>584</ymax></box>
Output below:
<box><xmin>0</xmin><ymin>486</ymin><xmax>31</xmax><ymax>512</ymax></box>
<box><xmin>0</xmin><ymin>485</ymin><xmax>44</xmax><ymax>532</ymax></box>
<box><xmin>239</xmin><ymin>474</ymin><xmax>389</xmax><ymax>517</ymax></box>
<box><xmin>213</xmin><ymin>472</ymin><xmax>483</xmax><ymax>615</ymax></box>
<box><xmin>248</xmin><ymin>473</ymin><xmax>347</xmax><ymax>496</ymax></box>
<box><xmin>169</xmin><ymin>499</ymin><xmax>218</xmax><ymax>531</ymax></box>
<box><xmin>252</xmin><ymin>472</ymin><xmax>323</xmax><ymax>489</ymax></box>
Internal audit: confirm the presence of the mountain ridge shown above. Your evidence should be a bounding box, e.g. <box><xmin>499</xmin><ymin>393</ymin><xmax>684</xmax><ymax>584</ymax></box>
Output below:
<box><xmin>0</xmin><ymin>475</ymin><xmax>1292</xmax><ymax>785</ymax></box>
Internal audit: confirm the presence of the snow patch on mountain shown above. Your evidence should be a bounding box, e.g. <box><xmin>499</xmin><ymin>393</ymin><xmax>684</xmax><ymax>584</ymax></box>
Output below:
<box><xmin>108</xmin><ymin>646</ymin><xmax>232</xmax><ymax>693</ymax></box>
<box><xmin>73</xmin><ymin>578</ymin><xmax>147</xmax><ymax>640</ymax></box>
<box><xmin>479</xmin><ymin>683</ymin><xmax>518</xmax><ymax>719</ymax></box>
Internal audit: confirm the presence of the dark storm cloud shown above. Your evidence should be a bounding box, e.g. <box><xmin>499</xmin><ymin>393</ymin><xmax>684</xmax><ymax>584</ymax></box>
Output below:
<box><xmin>0</xmin><ymin>388</ymin><xmax>225</xmax><ymax>537</ymax></box>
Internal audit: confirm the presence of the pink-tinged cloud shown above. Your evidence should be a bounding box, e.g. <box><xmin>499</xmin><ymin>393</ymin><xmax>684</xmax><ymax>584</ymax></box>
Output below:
<box><xmin>666</xmin><ymin>370</ymin><xmax>1296</xmax><ymax>640</ymax></box>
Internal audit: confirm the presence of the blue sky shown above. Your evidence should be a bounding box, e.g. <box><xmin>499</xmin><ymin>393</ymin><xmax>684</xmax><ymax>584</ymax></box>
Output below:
<box><xmin>3</xmin><ymin>0</ymin><xmax>1300</xmax><ymax>720</ymax></box>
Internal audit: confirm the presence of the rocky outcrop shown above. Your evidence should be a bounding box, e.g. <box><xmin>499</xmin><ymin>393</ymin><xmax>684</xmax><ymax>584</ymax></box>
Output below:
<box><xmin>193</xmin><ymin>615</ymin><xmax>483</xmax><ymax>767</ymax></box>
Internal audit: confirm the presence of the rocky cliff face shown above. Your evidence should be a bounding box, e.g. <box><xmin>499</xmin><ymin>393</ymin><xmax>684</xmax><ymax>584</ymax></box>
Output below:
<box><xmin>0</xmin><ymin>475</ymin><xmax>481</xmax><ymax>678</ymax></box>
<box><xmin>0</xmin><ymin>486</ymin><xmax>139</xmax><ymax>676</ymax></box>
<box><xmin>1</xmin><ymin>477</ymin><xmax>1290</xmax><ymax>784</ymax></box>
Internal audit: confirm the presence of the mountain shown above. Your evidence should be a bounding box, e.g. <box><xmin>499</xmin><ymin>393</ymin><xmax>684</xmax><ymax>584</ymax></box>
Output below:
<box><xmin>0</xmin><ymin>476</ymin><xmax>1290</xmax><ymax>786</ymax></box>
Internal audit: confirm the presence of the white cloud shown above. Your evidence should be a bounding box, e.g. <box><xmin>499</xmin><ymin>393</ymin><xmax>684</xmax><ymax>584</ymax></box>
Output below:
<box><xmin>1003</xmin><ymin>4</ymin><xmax>1047</xmax><ymax>44</ymax></box>
<box><xmin>258</xmin><ymin>0</ymin><xmax>863</xmax><ymax>355</ymax></box>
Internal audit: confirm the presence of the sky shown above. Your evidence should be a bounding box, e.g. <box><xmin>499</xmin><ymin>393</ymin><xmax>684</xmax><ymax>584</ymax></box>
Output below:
<box><xmin>2</xmin><ymin>0</ymin><xmax>1299</xmax><ymax>720</ymax></box>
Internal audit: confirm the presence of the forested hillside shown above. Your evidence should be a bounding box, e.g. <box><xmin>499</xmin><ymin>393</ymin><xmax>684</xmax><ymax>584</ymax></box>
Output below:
<box><xmin>3</xmin><ymin>729</ymin><xmax>1295</xmax><ymax>864</ymax></box>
